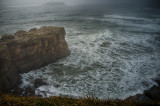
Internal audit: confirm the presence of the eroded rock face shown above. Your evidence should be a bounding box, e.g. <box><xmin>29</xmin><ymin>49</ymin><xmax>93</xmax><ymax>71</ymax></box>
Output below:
<box><xmin>0</xmin><ymin>26</ymin><xmax>70</xmax><ymax>92</ymax></box>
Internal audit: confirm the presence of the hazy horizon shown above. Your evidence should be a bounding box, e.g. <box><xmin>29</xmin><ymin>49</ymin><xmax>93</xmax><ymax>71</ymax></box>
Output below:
<box><xmin>0</xmin><ymin>0</ymin><xmax>160</xmax><ymax>101</ymax></box>
<box><xmin>0</xmin><ymin>0</ymin><xmax>160</xmax><ymax>8</ymax></box>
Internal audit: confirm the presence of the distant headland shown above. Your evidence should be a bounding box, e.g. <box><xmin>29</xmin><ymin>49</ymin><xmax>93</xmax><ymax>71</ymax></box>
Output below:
<box><xmin>44</xmin><ymin>2</ymin><xmax>66</xmax><ymax>6</ymax></box>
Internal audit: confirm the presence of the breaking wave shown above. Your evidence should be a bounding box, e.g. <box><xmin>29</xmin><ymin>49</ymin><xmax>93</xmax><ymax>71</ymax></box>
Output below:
<box><xmin>20</xmin><ymin>27</ymin><xmax>160</xmax><ymax>99</ymax></box>
<box><xmin>1</xmin><ymin>5</ymin><xmax>159</xmax><ymax>99</ymax></box>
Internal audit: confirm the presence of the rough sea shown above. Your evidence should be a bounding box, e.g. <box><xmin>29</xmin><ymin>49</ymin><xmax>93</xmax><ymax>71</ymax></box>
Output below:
<box><xmin>0</xmin><ymin>5</ymin><xmax>160</xmax><ymax>99</ymax></box>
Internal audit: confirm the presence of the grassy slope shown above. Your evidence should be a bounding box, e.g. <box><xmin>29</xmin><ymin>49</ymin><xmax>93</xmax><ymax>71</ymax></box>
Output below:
<box><xmin>0</xmin><ymin>92</ymin><xmax>160</xmax><ymax>106</ymax></box>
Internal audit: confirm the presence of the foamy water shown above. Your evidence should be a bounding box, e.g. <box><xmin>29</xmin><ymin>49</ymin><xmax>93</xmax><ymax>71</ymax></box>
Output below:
<box><xmin>20</xmin><ymin>27</ymin><xmax>160</xmax><ymax>99</ymax></box>
<box><xmin>0</xmin><ymin>6</ymin><xmax>160</xmax><ymax>99</ymax></box>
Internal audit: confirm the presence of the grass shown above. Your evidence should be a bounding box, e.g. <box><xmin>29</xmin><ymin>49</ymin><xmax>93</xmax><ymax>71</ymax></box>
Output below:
<box><xmin>0</xmin><ymin>92</ymin><xmax>160</xmax><ymax>106</ymax></box>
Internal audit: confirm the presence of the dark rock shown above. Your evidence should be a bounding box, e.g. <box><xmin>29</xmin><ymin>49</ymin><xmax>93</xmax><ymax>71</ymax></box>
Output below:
<box><xmin>29</xmin><ymin>28</ymin><xmax>37</xmax><ymax>33</ymax></box>
<box><xmin>54</xmin><ymin>84</ymin><xmax>60</xmax><ymax>88</ymax></box>
<box><xmin>11</xmin><ymin>86</ymin><xmax>36</xmax><ymax>97</ymax></box>
<box><xmin>11</xmin><ymin>87</ymin><xmax>24</xmax><ymax>95</ymax></box>
<box><xmin>144</xmin><ymin>85</ymin><xmax>160</xmax><ymax>101</ymax></box>
<box><xmin>14</xmin><ymin>30</ymin><xmax>27</xmax><ymax>37</ymax></box>
<box><xmin>126</xmin><ymin>94</ymin><xmax>152</xmax><ymax>103</ymax></box>
<box><xmin>0</xmin><ymin>26</ymin><xmax>70</xmax><ymax>93</ymax></box>
<box><xmin>155</xmin><ymin>80</ymin><xmax>160</xmax><ymax>87</ymax></box>
<box><xmin>34</xmin><ymin>79</ymin><xmax>47</xmax><ymax>88</ymax></box>
<box><xmin>24</xmin><ymin>87</ymin><xmax>35</xmax><ymax>96</ymax></box>
<box><xmin>125</xmin><ymin>80</ymin><xmax>160</xmax><ymax>102</ymax></box>
<box><xmin>100</xmin><ymin>42</ymin><xmax>111</xmax><ymax>47</ymax></box>
<box><xmin>1</xmin><ymin>34</ymin><xmax>15</xmax><ymax>40</ymax></box>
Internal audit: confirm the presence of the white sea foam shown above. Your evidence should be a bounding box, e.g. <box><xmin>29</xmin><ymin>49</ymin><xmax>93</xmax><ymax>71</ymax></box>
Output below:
<box><xmin>6</xmin><ymin>6</ymin><xmax>158</xmax><ymax>99</ymax></box>
<box><xmin>83</xmin><ymin>15</ymin><xmax>159</xmax><ymax>32</ymax></box>
<box><xmin>20</xmin><ymin>27</ymin><xmax>160</xmax><ymax>99</ymax></box>
<box><xmin>104</xmin><ymin>15</ymin><xmax>149</xmax><ymax>21</ymax></box>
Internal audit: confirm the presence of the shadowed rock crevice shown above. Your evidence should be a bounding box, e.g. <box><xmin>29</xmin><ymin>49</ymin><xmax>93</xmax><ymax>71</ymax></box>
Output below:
<box><xmin>0</xmin><ymin>26</ymin><xmax>70</xmax><ymax>93</ymax></box>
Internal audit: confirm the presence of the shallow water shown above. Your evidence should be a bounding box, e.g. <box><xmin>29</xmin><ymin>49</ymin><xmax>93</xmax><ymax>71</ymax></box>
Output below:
<box><xmin>0</xmin><ymin>5</ymin><xmax>160</xmax><ymax>99</ymax></box>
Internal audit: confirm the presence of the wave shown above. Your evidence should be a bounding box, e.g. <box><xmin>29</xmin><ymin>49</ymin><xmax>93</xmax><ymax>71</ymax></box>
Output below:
<box><xmin>144</xmin><ymin>8</ymin><xmax>160</xmax><ymax>12</ymax></box>
<box><xmin>20</xmin><ymin>28</ymin><xmax>160</xmax><ymax>99</ymax></box>
<box><xmin>82</xmin><ymin>15</ymin><xmax>159</xmax><ymax>32</ymax></box>
<box><xmin>2</xmin><ymin>5</ymin><xmax>159</xmax><ymax>99</ymax></box>
<box><xmin>104</xmin><ymin>14</ymin><xmax>149</xmax><ymax>21</ymax></box>
<box><xmin>0</xmin><ymin>10</ymin><xmax>10</xmax><ymax>12</ymax></box>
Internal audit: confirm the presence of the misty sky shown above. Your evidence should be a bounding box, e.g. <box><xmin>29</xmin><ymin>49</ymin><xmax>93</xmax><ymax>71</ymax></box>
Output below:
<box><xmin>1</xmin><ymin>0</ymin><xmax>81</xmax><ymax>6</ymax></box>
<box><xmin>0</xmin><ymin>0</ymin><xmax>159</xmax><ymax>8</ymax></box>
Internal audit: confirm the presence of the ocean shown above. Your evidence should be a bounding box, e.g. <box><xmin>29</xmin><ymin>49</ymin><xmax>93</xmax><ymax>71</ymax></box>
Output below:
<box><xmin>0</xmin><ymin>5</ymin><xmax>160</xmax><ymax>99</ymax></box>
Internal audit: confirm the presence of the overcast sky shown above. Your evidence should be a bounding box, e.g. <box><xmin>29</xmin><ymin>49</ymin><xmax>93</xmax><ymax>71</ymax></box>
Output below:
<box><xmin>1</xmin><ymin>0</ymin><xmax>81</xmax><ymax>6</ymax></box>
<box><xmin>0</xmin><ymin>0</ymin><xmax>159</xmax><ymax>7</ymax></box>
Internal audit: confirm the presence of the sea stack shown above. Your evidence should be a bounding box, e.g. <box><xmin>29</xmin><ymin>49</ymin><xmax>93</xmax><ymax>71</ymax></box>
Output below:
<box><xmin>0</xmin><ymin>26</ymin><xmax>70</xmax><ymax>92</ymax></box>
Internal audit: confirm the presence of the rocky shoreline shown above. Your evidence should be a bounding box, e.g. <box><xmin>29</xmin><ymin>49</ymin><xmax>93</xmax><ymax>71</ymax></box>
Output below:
<box><xmin>0</xmin><ymin>26</ymin><xmax>70</xmax><ymax>93</ymax></box>
<box><xmin>11</xmin><ymin>79</ymin><xmax>160</xmax><ymax>102</ymax></box>
<box><xmin>0</xmin><ymin>26</ymin><xmax>159</xmax><ymax>103</ymax></box>
<box><xmin>126</xmin><ymin>79</ymin><xmax>160</xmax><ymax>102</ymax></box>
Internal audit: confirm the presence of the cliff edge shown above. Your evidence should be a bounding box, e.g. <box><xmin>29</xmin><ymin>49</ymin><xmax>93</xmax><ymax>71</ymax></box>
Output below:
<box><xmin>0</xmin><ymin>26</ymin><xmax>70</xmax><ymax>92</ymax></box>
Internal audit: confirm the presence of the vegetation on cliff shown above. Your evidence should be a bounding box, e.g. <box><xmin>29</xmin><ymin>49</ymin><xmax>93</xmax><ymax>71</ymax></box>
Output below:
<box><xmin>0</xmin><ymin>92</ymin><xmax>160</xmax><ymax>106</ymax></box>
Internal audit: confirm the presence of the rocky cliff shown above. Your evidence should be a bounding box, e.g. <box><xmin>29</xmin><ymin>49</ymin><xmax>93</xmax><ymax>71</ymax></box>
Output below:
<box><xmin>0</xmin><ymin>26</ymin><xmax>70</xmax><ymax>92</ymax></box>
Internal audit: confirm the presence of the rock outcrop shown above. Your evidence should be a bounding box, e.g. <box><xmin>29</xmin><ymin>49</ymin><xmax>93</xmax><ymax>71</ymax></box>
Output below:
<box><xmin>0</xmin><ymin>26</ymin><xmax>70</xmax><ymax>92</ymax></box>
<box><xmin>126</xmin><ymin>79</ymin><xmax>160</xmax><ymax>102</ymax></box>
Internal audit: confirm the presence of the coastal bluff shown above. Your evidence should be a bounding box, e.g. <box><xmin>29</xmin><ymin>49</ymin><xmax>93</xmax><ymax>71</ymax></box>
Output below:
<box><xmin>0</xmin><ymin>26</ymin><xmax>70</xmax><ymax>92</ymax></box>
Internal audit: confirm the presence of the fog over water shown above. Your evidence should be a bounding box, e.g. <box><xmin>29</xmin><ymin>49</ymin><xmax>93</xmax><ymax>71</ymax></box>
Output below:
<box><xmin>1</xmin><ymin>0</ymin><xmax>160</xmax><ymax>7</ymax></box>
<box><xmin>0</xmin><ymin>0</ymin><xmax>160</xmax><ymax>99</ymax></box>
